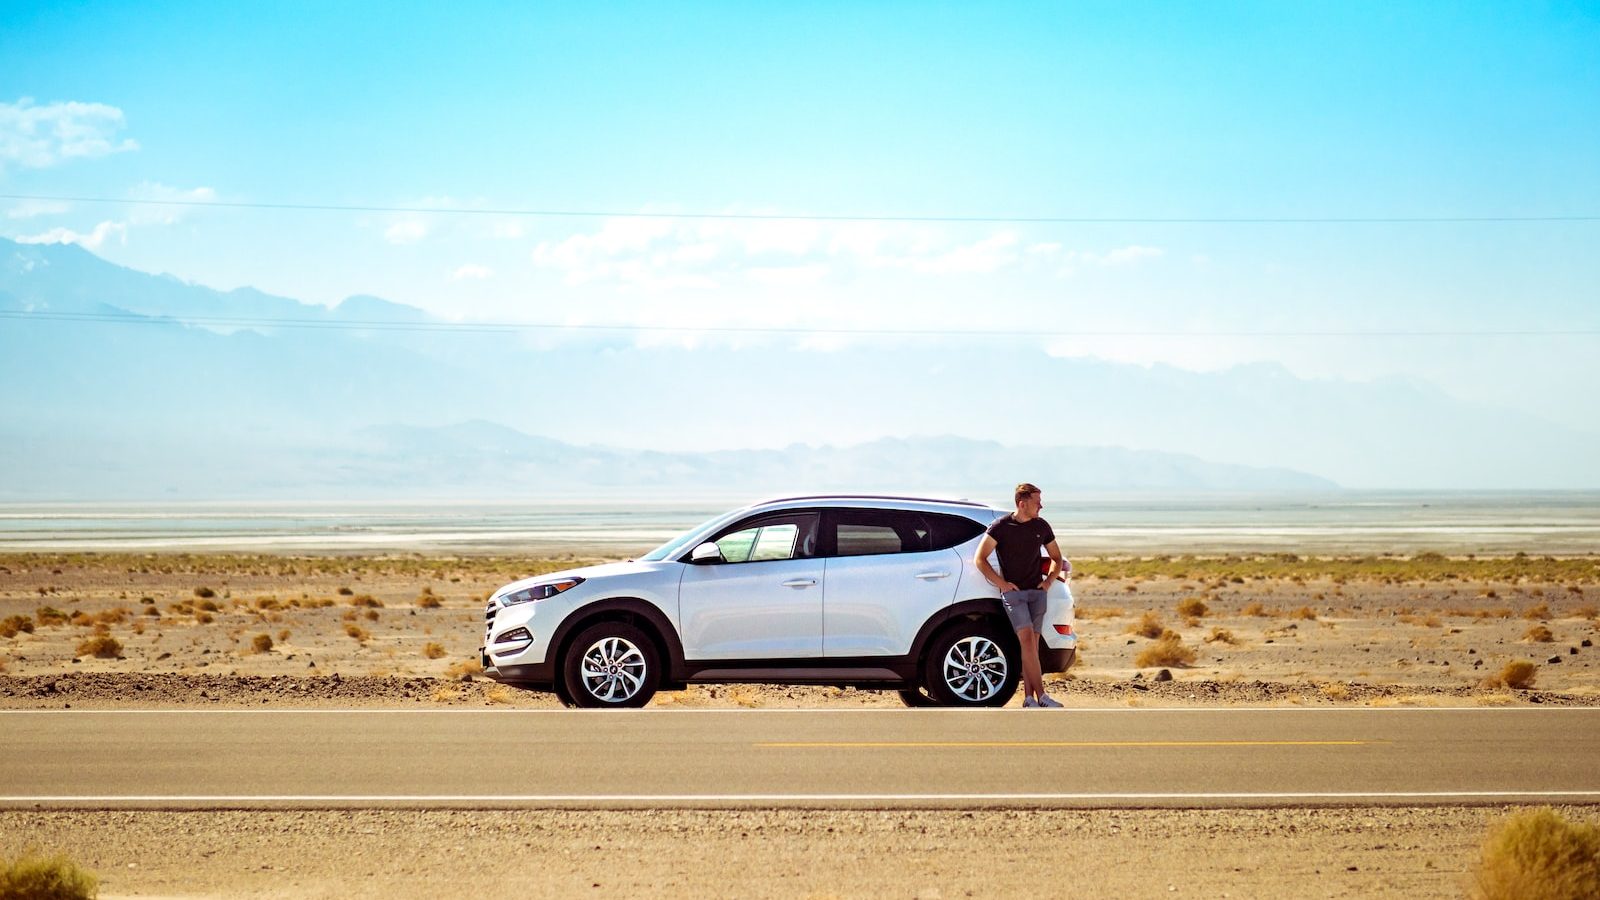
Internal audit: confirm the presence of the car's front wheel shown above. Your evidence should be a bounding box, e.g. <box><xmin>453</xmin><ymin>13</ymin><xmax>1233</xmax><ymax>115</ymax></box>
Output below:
<box><xmin>561</xmin><ymin>621</ymin><xmax>661</xmax><ymax>708</ymax></box>
<box><xmin>923</xmin><ymin>620</ymin><xmax>1019</xmax><ymax>707</ymax></box>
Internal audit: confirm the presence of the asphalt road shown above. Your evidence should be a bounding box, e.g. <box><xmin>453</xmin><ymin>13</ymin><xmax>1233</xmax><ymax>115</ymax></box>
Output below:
<box><xmin>4</xmin><ymin>708</ymin><xmax>1599</xmax><ymax>809</ymax></box>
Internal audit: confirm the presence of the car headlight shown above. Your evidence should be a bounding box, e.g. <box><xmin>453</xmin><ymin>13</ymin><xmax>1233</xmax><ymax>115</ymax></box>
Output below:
<box><xmin>499</xmin><ymin>577</ymin><xmax>584</xmax><ymax>606</ymax></box>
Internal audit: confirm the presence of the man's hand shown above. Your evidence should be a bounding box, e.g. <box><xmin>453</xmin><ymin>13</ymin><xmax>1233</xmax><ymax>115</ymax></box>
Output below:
<box><xmin>1000</xmin><ymin>581</ymin><xmax>1019</xmax><ymax>593</ymax></box>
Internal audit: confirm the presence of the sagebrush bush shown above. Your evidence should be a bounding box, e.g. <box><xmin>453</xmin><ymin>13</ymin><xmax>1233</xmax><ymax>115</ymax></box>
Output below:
<box><xmin>1524</xmin><ymin>625</ymin><xmax>1555</xmax><ymax>643</ymax></box>
<box><xmin>417</xmin><ymin>593</ymin><xmax>443</xmax><ymax>609</ymax></box>
<box><xmin>194</xmin><ymin>586</ymin><xmax>215</xmax><ymax>599</ymax></box>
<box><xmin>1524</xmin><ymin>603</ymin><xmax>1552</xmax><ymax>621</ymax></box>
<box><xmin>445</xmin><ymin>658</ymin><xmax>483</xmax><ymax>679</ymax></box>
<box><xmin>1130</xmin><ymin>612</ymin><xmax>1164</xmax><ymax>638</ymax></box>
<box><xmin>1176</xmin><ymin>597</ymin><xmax>1209</xmax><ymax>619</ymax></box>
<box><xmin>1491</xmin><ymin>661</ymin><xmax>1539</xmax><ymax>690</ymax></box>
<box><xmin>251</xmin><ymin>633</ymin><xmax>273</xmax><ymax>653</ymax></box>
<box><xmin>1474</xmin><ymin>807</ymin><xmax>1600</xmax><ymax>900</ymax></box>
<box><xmin>0</xmin><ymin>615</ymin><xmax>34</xmax><ymax>638</ymax></box>
<box><xmin>1134</xmin><ymin>630</ymin><xmax>1196</xmax><ymax>668</ymax></box>
<box><xmin>74</xmin><ymin>635</ymin><xmax>121</xmax><ymax>659</ymax></box>
<box><xmin>0</xmin><ymin>850</ymin><xmax>99</xmax><ymax>900</ymax></box>
<box><xmin>349</xmin><ymin>594</ymin><xmax>383</xmax><ymax>608</ymax></box>
<box><xmin>1204</xmin><ymin>627</ymin><xmax>1238</xmax><ymax>645</ymax></box>
<box><xmin>423</xmin><ymin>642</ymin><xmax>447</xmax><ymax>659</ymax></box>
<box><xmin>344</xmin><ymin>624</ymin><xmax>370</xmax><ymax>643</ymax></box>
<box><xmin>1290</xmin><ymin>606</ymin><xmax>1318</xmax><ymax>620</ymax></box>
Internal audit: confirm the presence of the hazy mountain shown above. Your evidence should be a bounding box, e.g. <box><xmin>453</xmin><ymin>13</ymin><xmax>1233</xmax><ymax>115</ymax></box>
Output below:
<box><xmin>2</xmin><ymin>236</ymin><xmax>1595</xmax><ymax>495</ymax></box>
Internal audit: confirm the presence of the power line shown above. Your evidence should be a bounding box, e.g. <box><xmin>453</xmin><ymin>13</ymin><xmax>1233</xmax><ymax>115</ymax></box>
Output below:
<box><xmin>3</xmin><ymin>309</ymin><xmax>1595</xmax><ymax>338</ymax></box>
<box><xmin>2</xmin><ymin>193</ymin><xmax>1596</xmax><ymax>225</ymax></box>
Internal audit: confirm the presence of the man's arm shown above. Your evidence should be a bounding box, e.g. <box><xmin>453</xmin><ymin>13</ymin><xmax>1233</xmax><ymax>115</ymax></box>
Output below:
<box><xmin>1044</xmin><ymin>539</ymin><xmax>1068</xmax><ymax>584</ymax></box>
<box><xmin>974</xmin><ymin>535</ymin><xmax>1017</xmax><ymax>593</ymax></box>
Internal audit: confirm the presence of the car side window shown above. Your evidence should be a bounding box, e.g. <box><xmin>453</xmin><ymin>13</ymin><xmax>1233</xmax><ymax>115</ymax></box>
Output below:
<box><xmin>926</xmin><ymin>513</ymin><xmax>986</xmax><ymax>551</ymax></box>
<box><xmin>829</xmin><ymin>509</ymin><xmax>934</xmax><ymax>557</ymax></box>
<box><xmin>705</xmin><ymin>512</ymin><xmax>818</xmax><ymax>564</ymax></box>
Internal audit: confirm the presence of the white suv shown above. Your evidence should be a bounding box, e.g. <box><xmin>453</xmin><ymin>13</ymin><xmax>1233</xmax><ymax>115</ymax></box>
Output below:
<box><xmin>480</xmin><ymin>495</ymin><xmax>1077</xmax><ymax>707</ymax></box>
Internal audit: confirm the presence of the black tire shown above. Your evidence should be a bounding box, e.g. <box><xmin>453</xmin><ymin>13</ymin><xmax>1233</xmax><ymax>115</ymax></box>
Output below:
<box><xmin>551</xmin><ymin>676</ymin><xmax>577</xmax><ymax>708</ymax></box>
<box><xmin>560</xmin><ymin>621</ymin><xmax>661</xmax><ymax>708</ymax></box>
<box><xmin>922</xmin><ymin>619</ymin><xmax>1019</xmax><ymax>708</ymax></box>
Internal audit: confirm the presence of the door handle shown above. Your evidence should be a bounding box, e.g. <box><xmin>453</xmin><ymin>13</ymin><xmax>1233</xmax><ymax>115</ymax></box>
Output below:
<box><xmin>781</xmin><ymin>578</ymin><xmax>817</xmax><ymax>587</ymax></box>
<box><xmin>915</xmin><ymin>572</ymin><xmax>951</xmax><ymax>580</ymax></box>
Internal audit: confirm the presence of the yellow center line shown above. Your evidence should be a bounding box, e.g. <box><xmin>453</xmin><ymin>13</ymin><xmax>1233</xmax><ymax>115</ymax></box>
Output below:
<box><xmin>756</xmin><ymin>740</ymin><xmax>1382</xmax><ymax>748</ymax></box>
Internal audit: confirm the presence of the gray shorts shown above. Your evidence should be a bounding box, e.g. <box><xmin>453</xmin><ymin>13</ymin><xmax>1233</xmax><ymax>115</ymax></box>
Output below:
<box><xmin>1001</xmin><ymin>589</ymin><xmax>1048</xmax><ymax>633</ymax></box>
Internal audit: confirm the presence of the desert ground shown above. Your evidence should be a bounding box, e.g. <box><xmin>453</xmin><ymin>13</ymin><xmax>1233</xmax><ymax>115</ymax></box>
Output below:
<box><xmin>3</xmin><ymin>551</ymin><xmax>1598</xmax><ymax>897</ymax></box>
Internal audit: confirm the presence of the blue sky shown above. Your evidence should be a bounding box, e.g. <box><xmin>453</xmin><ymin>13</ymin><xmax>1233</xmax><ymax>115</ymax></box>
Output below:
<box><xmin>3</xmin><ymin>1</ymin><xmax>1598</xmax><ymax>431</ymax></box>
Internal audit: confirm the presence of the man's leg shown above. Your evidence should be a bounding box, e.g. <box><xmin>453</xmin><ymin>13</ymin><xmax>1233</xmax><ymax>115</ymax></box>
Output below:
<box><xmin>1016</xmin><ymin>625</ymin><xmax>1043</xmax><ymax>701</ymax></box>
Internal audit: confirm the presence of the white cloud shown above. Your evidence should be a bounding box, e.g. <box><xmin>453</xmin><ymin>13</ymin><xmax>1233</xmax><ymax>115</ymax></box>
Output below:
<box><xmin>452</xmin><ymin>264</ymin><xmax>492</xmax><ymax>280</ymax></box>
<box><xmin>0</xmin><ymin>97</ymin><xmax>138</xmax><ymax>169</ymax></box>
<box><xmin>1057</xmin><ymin>244</ymin><xmax>1166</xmax><ymax>276</ymax></box>
<box><xmin>385</xmin><ymin>218</ymin><xmax>428</xmax><ymax>244</ymax></box>
<box><xmin>127</xmin><ymin>182</ymin><xmax>217</xmax><ymax>225</ymax></box>
<box><xmin>5</xmin><ymin>198</ymin><xmax>71</xmax><ymax>219</ymax></box>
<box><xmin>16</xmin><ymin>220</ymin><xmax>127</xmax><ymax>249</ymax></box>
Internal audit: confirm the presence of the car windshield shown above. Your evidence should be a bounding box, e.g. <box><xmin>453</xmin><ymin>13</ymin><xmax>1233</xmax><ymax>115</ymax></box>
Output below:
<box><xmin>637</xmin><ymin>513</ymin><xmax>729</xmax><ymax>561</ymax></box>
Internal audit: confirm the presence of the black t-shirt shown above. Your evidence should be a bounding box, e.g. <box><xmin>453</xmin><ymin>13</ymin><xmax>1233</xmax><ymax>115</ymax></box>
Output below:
<box><xmin>986</xmin><ymin>514</ymin><xmax>1055</xmax><ymax>590</ymax></box>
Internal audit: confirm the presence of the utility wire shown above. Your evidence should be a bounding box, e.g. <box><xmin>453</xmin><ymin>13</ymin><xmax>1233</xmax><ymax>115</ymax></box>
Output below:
<box><xmin>2</xmin><ymin>309</ymin><xmax>1595</xmax><ymax>338</ymax></box>
<box><xmin>2</xmin><ymin>193</ymin><xmax>1596</xmax><ymax>224</ymax></box>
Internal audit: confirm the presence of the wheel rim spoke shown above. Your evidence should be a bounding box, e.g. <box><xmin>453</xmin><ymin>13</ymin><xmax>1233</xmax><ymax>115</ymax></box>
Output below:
<box><xmin>582</xmin><ymin>636</ymin><xmax>647</xmax><ymax>703</ymax></box>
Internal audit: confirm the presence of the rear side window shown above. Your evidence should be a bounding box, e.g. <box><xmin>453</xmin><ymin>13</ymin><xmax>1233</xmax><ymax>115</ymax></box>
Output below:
<box><xmin>828</xmin><ymin>509</ymin><xmax>932</xmax><ymax>557</ymax></box>
<box><xmin>926</xmin><ymin>513</ymin><xmax>986</xmax><ymax>551</ymax></box>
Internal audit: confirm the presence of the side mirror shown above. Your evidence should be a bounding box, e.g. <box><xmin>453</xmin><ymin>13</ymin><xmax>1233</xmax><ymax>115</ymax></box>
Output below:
<box><xmin>690</xmin><ymin>542</ymin><xmax>724</xmax><ymax>564</ymax></box>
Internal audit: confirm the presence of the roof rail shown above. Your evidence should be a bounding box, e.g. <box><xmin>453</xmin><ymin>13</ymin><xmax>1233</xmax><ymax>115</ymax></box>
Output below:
<box><xmin>753</xmin><ymin>493</ymin><xmax>992</xmax><ymax>509</ymax></box>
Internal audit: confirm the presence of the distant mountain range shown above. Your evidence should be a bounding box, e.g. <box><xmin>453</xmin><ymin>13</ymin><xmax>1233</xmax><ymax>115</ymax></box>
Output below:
<box><xmin>2</xmin><ymin>236</ymin><xmax>1595</xmax><ymax>497</ymax></box>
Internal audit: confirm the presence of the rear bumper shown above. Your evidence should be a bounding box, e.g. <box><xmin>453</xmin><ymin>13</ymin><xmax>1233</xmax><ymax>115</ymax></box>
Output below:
<box><xmin>1040</xmin><ymin>643</ymin><xmax>1077</xmax><ymax>674</ymax></box>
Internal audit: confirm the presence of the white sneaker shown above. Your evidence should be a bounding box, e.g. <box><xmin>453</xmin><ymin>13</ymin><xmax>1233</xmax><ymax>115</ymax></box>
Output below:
<box><xmin>1022</xmin><ymin>697</ymin><xmax>1040</xmax><ymax>708</ymax></box>
<box><xmin>1038</xmin><ymin>694</ymin><xmax>1064</xmax><ymax>708</ymax></box>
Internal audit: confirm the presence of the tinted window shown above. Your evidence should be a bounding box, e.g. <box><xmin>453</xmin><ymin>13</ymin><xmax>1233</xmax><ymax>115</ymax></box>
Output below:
<box><xmin>829</xmin><ymin>509</ymin><xmax>932</xmax><ymax>557</ymax></box>
<box><xmin>926</xmin><ymin>513</ymin><xmax>986</xmax><ymax>551</ymax></box>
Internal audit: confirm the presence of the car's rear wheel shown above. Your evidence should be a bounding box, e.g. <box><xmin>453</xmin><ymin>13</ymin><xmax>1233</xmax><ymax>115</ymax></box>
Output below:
<box><xmin>561</xmin><ymin>621</ymin><xmax>660</xmax><ymax>708</ymax></box>
<box><xmin>923</xmin><ymin>620</ymin><xmax>1018</xmax><ymax>707</ymax></box>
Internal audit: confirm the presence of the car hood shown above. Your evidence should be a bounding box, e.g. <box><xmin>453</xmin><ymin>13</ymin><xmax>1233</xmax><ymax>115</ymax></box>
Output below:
<box><xmin>493</xmin><ymin>559</ymin><xmax>675</xmax><ymax>598</ymax></box>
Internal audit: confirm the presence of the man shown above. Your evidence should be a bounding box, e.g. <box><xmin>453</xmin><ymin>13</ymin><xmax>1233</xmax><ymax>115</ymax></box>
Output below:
<box><xmin>974</xmin><ymin>483</ymin><xmax>1068</xmax><ymax>708</ymax></box>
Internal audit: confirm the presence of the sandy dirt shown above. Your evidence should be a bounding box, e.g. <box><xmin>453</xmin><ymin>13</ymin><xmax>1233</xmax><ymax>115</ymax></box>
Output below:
<box><xmin>6</xmin><ymin>806</ymin><xmax>1598</xmax><ymax>899</ymax></box>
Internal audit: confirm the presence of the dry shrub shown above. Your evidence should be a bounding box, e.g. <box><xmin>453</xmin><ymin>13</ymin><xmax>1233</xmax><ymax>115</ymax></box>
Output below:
<box><xmin>1524</xmin><ymin>603</ymin><xmax>1552</xmax><ymax>621</ymax></box>
<box><xmin>1241</xmin><ymin>602</ymin><xmax>1274</xmax><ymax>617</ymax></box>
<box><xmin>1290</xmin><ymin>606</ymin><xmax>1318</xmax><ymax>621</ymax></box>
<box><xmin>1076</xmin><ymin>607</ymin><xmax>1125</xmax><ymax>620</ymax></box>
<box><xmin>1134</xmin><ymin>630</ymin><xmax>1196</xmax><ymax>668</ymax></box>
<box><xmin>195</xmin><ymin>612</ymin><xmax>214</xmax><ymax>625</ymax></box>
<box><xmin>1176</xmin><ymin>597</ymin><xmax>1209</xmax><ymax>619</ymax></box>
<box><xmin>1473</xmin><ymin>807</ymin><xmax>1600</xmax><ymax>900</ymax></box>
<box><xmin>423</xmin><ymin>642</ymin><xmax>447</xmax><ymax>659</ymax></box>
<box><xmin>94</xmin><ymin>608</ymin><xmax>128</xmax><ymax>625</ymax></box>
<box><xmin>68</xmin><ymin>611</ymin><xmax>93</xmax><ymax>627</ymax></box>
<box><xmin>0</xmin><ymin>850</ymin><xmax>99</xmax><ymax>899</ymax></box>
<box><xmin>364</xmin><ymin>609</ymin><xmax>379</xmax><ymax>622</ymax></box>
<box><xmin>1123</xmin><ymin>583</ymin><xmax>1138</xmax><ymax>593</ymax></box>
<box><xmin>34</xmin><ymin>607</ymin><xmax>68</xmax><ymax>627</ymax></box>
<box><xmin>194</xmin><ymin>586</ymin><xmax>216</xmax><ymax>599</ymax></box>
<box><xmin>1576</xmin><ymin>605</ymin><xmax>1599</xmax><ymax>619</ymax></box>
<box><xmin>344</xmin><ymin>624</ymin><xmax>371</xmax><ymax>643</ymax></box>
<box><xmin>196</xmin><ymin>599</ymin><xmax>220</xmax><ymax>612</ymax></box>
<box><xmin>1524</xmin><ymin>625</ymin><xmax>1555</xmax><ymax>643</ymax></box>
<box><xmin>430</xmin><ymin>684</ymin><xmax>462</xmax><ymax>703</ymax></box>
<box><xmin>484</xmin><ymin>685</ymin><xmax>512</xmax><ymax>704</ymax></box>
<box><xmin>417</xmin><ymin>593</ymin><xmax>443</xmax><ymax>609</ymax></box>
<box><xmin>141</xmin><ymin>605</ymin><xmax>160</xmax><ymax>617</ymax></box>
<box><xmin>1399</xmin><ymin>614</ymin><xmax>1443</xmax><ymax>627</ymax></box>
<box><xmin>250</xmin><ymin>633</ymin><xmax>274</xmax><ymax>653</ymax></box>
<box><xmin>1319</xmin><ymin>682</ymin><xmax>1351</xmax><ymax>701</ymax></box>
<box><xmin>445</xmin><ymin>658</ymin><xmax>483</xmax><ymax>679</ymax></box>
<box><xmin>1486</xmin><ymin>661</ymin><xmax>1539</xmax><ymax>690</ymax></box>
<box><xmin>349</xmin><ymin>594</ymin><xmax>383</xmax><ymax>608</ymax></box>
<box><xmin>0</xmin><ymin>615</ymin><xmax>35</xmax><ymax>638</ymax></box>
<box><xmin>1129</xmin><ymin>612</ymin><xmax>1165</xmax><ymax>639</ymax></box>
<box><xmin>1204</xmin><ymin>627</ymin><xmax>1238</xmax><ymax>645</ymax></box>
<box><xmin>340</xmin><ymin>609</ymin><xmax>358</xmax><ymax>622</ymax></box>
<box><xmin>337</xmin><ymin>586</ymin><xmax>354</xmax><ymax>596</ymax></box>
<box><xmin>74</xmin><ymin>635</ymin><xmax>122</xmax><ymax>659</ymax></box>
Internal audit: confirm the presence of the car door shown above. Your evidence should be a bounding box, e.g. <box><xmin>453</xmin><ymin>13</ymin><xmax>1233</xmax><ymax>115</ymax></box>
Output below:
<box><xmin>820</xmin><ymin>508</ymin><xmax>965</xmax><ymax>657</ymax></box>
<box><xmin>677</xmin><ymin>511</ymin><xmax>824</xmax><ymax>660</ymax></box>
